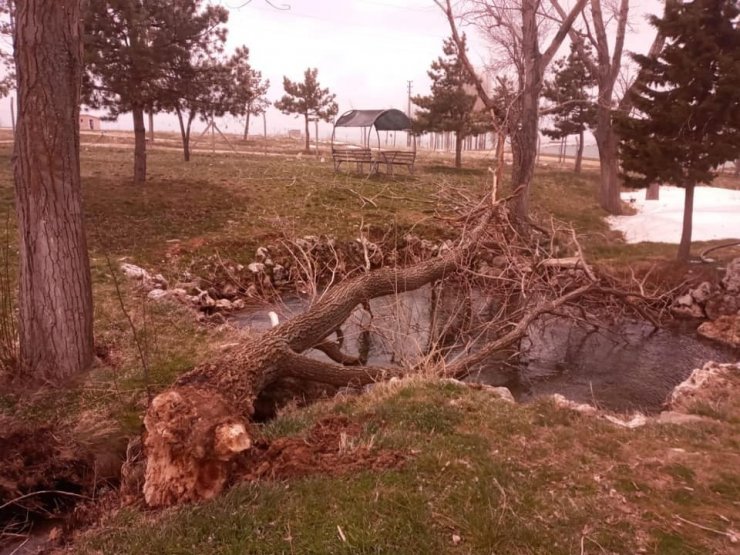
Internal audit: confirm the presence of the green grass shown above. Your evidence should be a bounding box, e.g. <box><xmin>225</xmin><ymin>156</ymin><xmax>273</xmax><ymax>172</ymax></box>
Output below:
<box><xmin>75</xmin><ymin>380</ymin><xmax>740</xmax><ymax>555</ymax></box>
<box><xmin>1</xmin><ymin>140</ymin><xmax>739</xmax><ymax>554</ymax></box>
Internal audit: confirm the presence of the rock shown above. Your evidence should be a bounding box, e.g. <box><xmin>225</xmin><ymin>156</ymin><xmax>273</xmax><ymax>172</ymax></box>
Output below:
<box><xmin>690</xmin><ymin>281</ymin><xmax>713</xmax><ymax>304</ymax></box>
<box><xmin>152</xmin><ymin>274</ymin><xmax>168</xmax><ymax>289</ymax></box>
<box><xmin>549</xmin><ymin>394</ymin><xmax>598</xmax><ymax>415</ymax></box>
<box><xmin>466</xmin><ymin>383</ymin><xmax>515</xmax><ymax>403</ymax></box>
<box><xmin>247</xmin><ymin>262</ymin><xmax>265</xmax><ymax>274</ymax></box>
<box><xmin>221</xmin><ymin>283</ymin><xmax>239</xmax><ymax>299</ymax></box>
<box><xmin>704</xmin><ymin>293</ymin><xmax>739</xmax><ymax>320</ymax></box>
<box><xmin>215</xmin><ymin>299</ymin><xmax>233</xmax><ymax>311</ymax></box>
<box><xmin>264</xmin><ymin>258</ymin><xmax>274</xmax><ymax>268</ymax></box>
<box><xmin>667</xmin><ymin>361</ymin><xmax>739</xmax><ymax>412</ymax></box>
<box><xmin>231</xmin><ymin>299</ymin><xmax>246</xmax><ymax>310</ymax></box>
<box><xmin>603</xmin><ymin>414</ymin><xmax>647</xmax><ymax>429</ymax></box>
<box><xmin>120</xmin><ymin>262</ymin><xmax>151</xmax><ymax>281</ymax></box>
<box><xmin>675</xmin><ymin>294</ymin><xmax>693</xmax><ymax>307</ymax></box>
<box><xmin>272</xmin><ymin>264</ymin><xmax>286</xmax><ymax>282</ymax></box>
<box><xmin>671</xmin><ymin>304</ymin><xmax>705</xmax><ymax>319</ymax></box>
<box><xmin>722</xmin><ymin>257</ymin><xmax>740</xmax><ymax>293</ymax></box>
<box><xmin>196</xmin><ymin>290</ymin><xmax>216</xmax><ymax>308</ymax></box>
<box><xmin>697</xmin><ymin>315</ymin><xmax>740</xmax><ymax>348</ymax></box>
<box><xmin>147</xmin><ymin>288</ymin><xmax>169</xmax><ymax>301</ymax></box>
<box><xmin>255</xmin><ymin>247</ymin><xmax>269</xmax><ymax>262</ymax></box>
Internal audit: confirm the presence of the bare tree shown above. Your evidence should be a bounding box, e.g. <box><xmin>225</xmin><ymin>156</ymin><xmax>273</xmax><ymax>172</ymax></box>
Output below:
<box><xmin>435</xmin><ymin>0</ymin><xmax>587</xmax><ymax>221</ymax></box>
<box><xmin>551</xmin><ymin>0</ymin><xmax>666</xmax><ymax>214</ymax></box>
<box><xmin>12</xmin><ymin>0</ymin><xmax>94</xmax><ymax>381</ymax></box>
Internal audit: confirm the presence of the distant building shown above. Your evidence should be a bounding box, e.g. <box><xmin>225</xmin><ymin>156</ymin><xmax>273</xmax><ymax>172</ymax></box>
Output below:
<box><xmin>79</xmin><ymin>114</ymin><xmax>101</xmax><ymax>131</ymax></box>
<box><xmin>288</xmin><ymin>129</ymin><xmax>303</xmax><ymax>140</ymax></box>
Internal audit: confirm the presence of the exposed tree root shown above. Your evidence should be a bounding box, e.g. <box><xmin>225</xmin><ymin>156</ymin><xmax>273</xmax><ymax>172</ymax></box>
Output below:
<box><xmin>141</xmin><ymin>196</ymin><xmax>666</xmax><ymax>507</ymax></box>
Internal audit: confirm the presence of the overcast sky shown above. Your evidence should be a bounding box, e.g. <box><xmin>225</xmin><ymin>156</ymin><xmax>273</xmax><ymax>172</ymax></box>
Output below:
<box><xmin>0</xmin><ymin>0</ymin><xmax>665</xmax><ymax>141</ymax></box>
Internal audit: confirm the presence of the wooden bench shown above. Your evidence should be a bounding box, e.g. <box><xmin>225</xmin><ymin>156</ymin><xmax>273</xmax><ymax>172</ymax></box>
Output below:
<box><xmin>376</xmin><ymin>150</ymin><xmax>416</xmax><ymax>175</ymax></box>
<box><xmin>332</xmin><ymin>147</ymin><xmax>374</xmax><ymax>173</ymax></box>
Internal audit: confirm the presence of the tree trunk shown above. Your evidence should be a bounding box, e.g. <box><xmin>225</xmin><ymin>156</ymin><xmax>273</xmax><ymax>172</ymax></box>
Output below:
<box><xmin>244</xmin><ymin>111</ymin><xmax>250</xmax><ymax>141</ymax></box>
<box><xmin>646</xmin><ymin>182</ymin><xmax>660</xmax><ymax>200</ymax></box>
<box><xmin>454</xmin><ymin>130</ymin><xmax>463</xmax><ymax>168</ymax></box>
<box><xmin>575</xmin><ymin>130</ymin><xmax>584</xmax><ymax>174</ymax></box>
<box><xmin>148</xmin><ymin>109</ymin><xmax>154</xmax><ymax>144</ymax></box>
<box><xmin>510</xmin><ymin>0</ymin><xmax>542</xmax><ymax>222</ymax></box>
<box><xmin>304</xmin><ymin>114</ymin><xmax>310</xmax><ymax>153</ymax></box>
<box><xmin>594</xmin><ymin>125</ymin><xmax>622</xmax><ymax>214</ymax></box>
<box><xmin>735</xmin><ymin>158</ymin><xmax>739</xmax><ymax>177</ymax></box>
<box><xmin>677</xmin><ymin>184</ymin><xmax>695</xmax><ymax>262</ymax></box>
<box><xmin>175</xmin><ymin>107</ymin><xmax>193</xmax><ymax>162</ymax></box>
<box><xmin>12</xmin><ymin>0</ymin><xmax>94</xmax><ymax>382</ymax></box>
<box><xmin>132</xmin><ymin>105</ymin><xmax>147</xmax><ymax>183</ymax></box>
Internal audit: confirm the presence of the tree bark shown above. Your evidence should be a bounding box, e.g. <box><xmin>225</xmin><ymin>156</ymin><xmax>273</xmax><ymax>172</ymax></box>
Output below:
<box><xmin>677</xmin><ymin>184</ymin><xmax>695</xmax><ymax>262</ymax></box>
<box><xmin>148</xmin><ymin>109</ymin><xmax>154</xmax><ymax>144</ymax></box>
<box><xmin>594</xmin><ymin>125</ymin><xmax>622</xmax><ymax>214</ymax></box>
<box><xmin>509</xmin><ymin>0</ymin><xmax>541</xmax><ymax>221</ymax></box>
<box><xmin>12</xmin><ymin>0</ymin><xmax>94</xmax><ymax>382</ymax></box>
<box><xmin>575</xmin><ymin>130</ymin><xmax>584</xmax><ymax>174</ymax></box>
<box><xmin>175</xmin><ymin>107</ymin><xmax>194</xmax><ymax>162</ymax></box>
<box><xmin>304</xmin><ymin>113</ymin><xmax>310</xmax><ymax>153</ymax></box>
<box><xmin>454</xmin><ymin>130</ymin><xmax>463</xmax><ymax>168</ymax></box>
<box><xmin>646</xmin><ymin>182</ymin><xmax>659</xmax><ymax>200</ymax></box>
<box><xmin>735</xmin><ymin>158</ymin><xmax>739</xmax><ymax>177</ymax></box>
<box><xmin>132</xmin><ymin>105</ymin><xmax>147</xmax><ymax>183</ymax></box>
<box><xmin>244</xmin><ymin>111</ymin><xmax>250</xmax><ymax>141</ymax></box>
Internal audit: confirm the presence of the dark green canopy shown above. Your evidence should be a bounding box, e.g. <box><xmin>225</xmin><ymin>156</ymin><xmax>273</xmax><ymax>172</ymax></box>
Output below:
<box><xmin>334</xmin><ymin>109</ymin><xmax>411</xmax><ymax>131</ymax></box>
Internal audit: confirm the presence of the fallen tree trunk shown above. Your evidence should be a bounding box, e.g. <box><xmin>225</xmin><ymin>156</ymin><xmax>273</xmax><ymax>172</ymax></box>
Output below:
<box><xmin>142</xmin><ymin>200</ymin><xmax>604</xmax><ymax>507</ymax></box>
<box><xmin>143</xmin><ymin>209</ymin><xmax>495</xmax><ymax>507</ymax></box>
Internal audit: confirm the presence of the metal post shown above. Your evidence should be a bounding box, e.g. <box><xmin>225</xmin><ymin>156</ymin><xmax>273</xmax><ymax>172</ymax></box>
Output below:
<box><xmin>263</xmin><ymin>112</ymin><xmax>267</xmax><ymax>155</ymax></box>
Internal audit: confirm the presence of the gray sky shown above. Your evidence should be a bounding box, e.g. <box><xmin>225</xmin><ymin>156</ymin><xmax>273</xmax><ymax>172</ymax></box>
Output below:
<box><xmin>0</xmin><ymin>0</ymin><xmax>665</xmax><ymax>141</ymax></box>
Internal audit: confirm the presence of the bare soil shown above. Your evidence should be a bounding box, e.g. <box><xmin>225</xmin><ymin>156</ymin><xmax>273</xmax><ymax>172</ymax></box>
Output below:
<box><xmin>239</xmin><ymin>416</ymin><xmax>407</xmax><ymax>482</ymax></box>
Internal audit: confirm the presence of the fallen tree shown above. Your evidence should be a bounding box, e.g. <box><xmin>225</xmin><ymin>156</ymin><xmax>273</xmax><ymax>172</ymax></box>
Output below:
<box><xmin>142</xmin><ymin>194</ymin><xmax>666</xmax><ymax>507</ymax></box>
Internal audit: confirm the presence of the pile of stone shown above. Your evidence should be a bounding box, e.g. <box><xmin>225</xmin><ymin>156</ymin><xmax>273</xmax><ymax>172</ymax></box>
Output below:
<box><xmin>671</xmin><ymin>258</ymin><xmax>740</xmax><ymax>348</ymax></box>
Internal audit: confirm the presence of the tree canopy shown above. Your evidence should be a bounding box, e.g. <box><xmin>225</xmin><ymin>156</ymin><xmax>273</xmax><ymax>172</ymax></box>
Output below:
<box><xmin>274</xmin><ymin>68</ymin><xmax>338</xmax><ymax>152</ymax></box>
<box><xmin>412</xmin><ymin>36</ymin><xmax>491</xmax><ymax>169</ymax></box>
<box><xmin>617</xmin><ymin>0</ymin><xmax>740</xmax><ymax>260</ymax></box>
<box><xmin>542</xmin><ymin>42</ymin><xmax>597</xmax><ymax>173</ymax></box>
<box><xmin>83</xmin><ymin>0</ymin><xmax>229</xmax><ymax>181</ymax></box>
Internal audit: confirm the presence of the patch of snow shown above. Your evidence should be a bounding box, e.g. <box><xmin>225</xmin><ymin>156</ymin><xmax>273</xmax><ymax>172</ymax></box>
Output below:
<box><xmin>608</xmin><ymin>186</ymin><xmax>740</xmax><ymax>244</ymax></box>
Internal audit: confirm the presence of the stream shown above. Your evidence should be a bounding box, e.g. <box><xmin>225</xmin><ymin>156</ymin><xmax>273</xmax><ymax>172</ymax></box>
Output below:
<box><xmin>232</xmin><ymin>288</ymin><xmax>736</xmax><ymax>414</ymax></box>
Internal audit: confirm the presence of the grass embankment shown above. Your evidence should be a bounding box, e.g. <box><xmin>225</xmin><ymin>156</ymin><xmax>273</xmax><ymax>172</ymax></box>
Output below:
<box><xmin>77</xmin><ymin>379</ymin><xmax>740</xmax><ymax>554</ymax></box>
<box><xmin>0</xmin><ymin>141</ymin><xmax>738</xmax><ymax>554</ymax></box>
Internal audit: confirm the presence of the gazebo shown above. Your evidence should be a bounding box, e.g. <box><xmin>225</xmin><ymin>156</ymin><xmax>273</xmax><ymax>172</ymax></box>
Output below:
<box><xmin>331</xmin><ymin>109</ymin><xmax>416</xmax><ymax>175</ymax></box>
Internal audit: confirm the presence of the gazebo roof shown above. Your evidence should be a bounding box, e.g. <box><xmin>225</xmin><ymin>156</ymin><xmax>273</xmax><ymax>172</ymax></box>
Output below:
<box><xmin>334</xmin><ymin>109</ymin><xmax>411</xmax><ymax>131</ymax></box>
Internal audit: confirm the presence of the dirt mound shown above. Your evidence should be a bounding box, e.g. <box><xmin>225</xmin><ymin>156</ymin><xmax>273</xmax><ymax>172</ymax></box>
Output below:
<box><xmin>240</xmin><ymin>416</ymin><xmax>406</xmax><ymax>481</ymax></box>
<box><xmin>0</xmin><ymin>417</ymin><xmax>96</xmax><ymax>547</ymax></box>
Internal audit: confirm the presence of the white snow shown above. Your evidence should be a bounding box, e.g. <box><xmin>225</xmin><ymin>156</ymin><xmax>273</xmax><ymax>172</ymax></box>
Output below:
<box><xmin>607</xmin><ymin>185</ymin><xmax>740</xmax><ymax>244</ymax></box>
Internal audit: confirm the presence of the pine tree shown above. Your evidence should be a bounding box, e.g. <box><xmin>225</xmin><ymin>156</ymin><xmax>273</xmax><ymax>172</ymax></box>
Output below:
<box><xmin>274</xmin><ymin>68</ymin><xmax>338</xmax><ymax>153</ymax></box>
<box><xmin>542</xmin><ymin>42</ymin><xmax>597</xmax><ymax>174</ymax></box>
<box><xmin>83</xmin><ymin>0</ymin><xmax>228</xmax><ymax>182</ymax></box>
<box><xmin>617</xmin><ymin>0</ymin><xmax>740</xmax><ymax>261</ymax></box>
<box><xmin>412</xmin><ymin>36</ymin><xmax>490</xmax><ymax>169</ymax></box>
<box><xmin>225</xmin><ymin>46</ymin><xmax>270</xmax><ymax>141</ymax></box>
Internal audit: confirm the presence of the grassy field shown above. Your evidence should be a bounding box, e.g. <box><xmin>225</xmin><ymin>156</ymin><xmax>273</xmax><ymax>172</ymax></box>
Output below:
<box><xmin>0</xmin><ymin>139</ymin><xmax>738</xmax><ymax>554</ymax></box>
<box><xmin>75</xmin><ymin>378</ymin><xmax>740</xmax><ymax>554</ymax></box>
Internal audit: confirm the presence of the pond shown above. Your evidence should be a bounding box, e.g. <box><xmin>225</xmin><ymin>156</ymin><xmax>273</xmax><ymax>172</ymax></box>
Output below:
<box><xmin>232</xmin><ymin>288</ymin><xmax>736</xmax><ymax>414</ymax></box>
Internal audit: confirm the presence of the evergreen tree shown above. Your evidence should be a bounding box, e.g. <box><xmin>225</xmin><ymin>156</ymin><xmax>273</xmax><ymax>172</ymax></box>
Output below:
<box><xmin>274</xmin><ymin>68</ymin><xmax>338</xmax><ymax>152</ymax></box>
<box><xmin>83</xmin><ymin>0</ymin><xmax>228</xmax><ymax>182</ymax></box>
<box><xmin>542</xmin><ymin>42</ymin><xmax>597</xmax><ymax>174</ymax></box>
<box><xmin>225</xmin><ymin>46</ymin><xmax>270</xmax><ymax>141</ymax></box>
<box><xmin>617</xmin><ymin>0</ymin><xmax>740</xmax><ymax>261</ymax></box>
<box><xmin>412</xmin><ymin>36</ymin><xmax>490</xmax><ymax>169</ymax></box>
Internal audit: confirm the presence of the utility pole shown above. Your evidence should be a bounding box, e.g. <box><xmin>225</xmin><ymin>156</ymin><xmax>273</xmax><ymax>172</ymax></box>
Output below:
<box><xmin>406</xmin><ymin>80</ymin><xmax>412</xmax><ymax>147</ymax></box>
